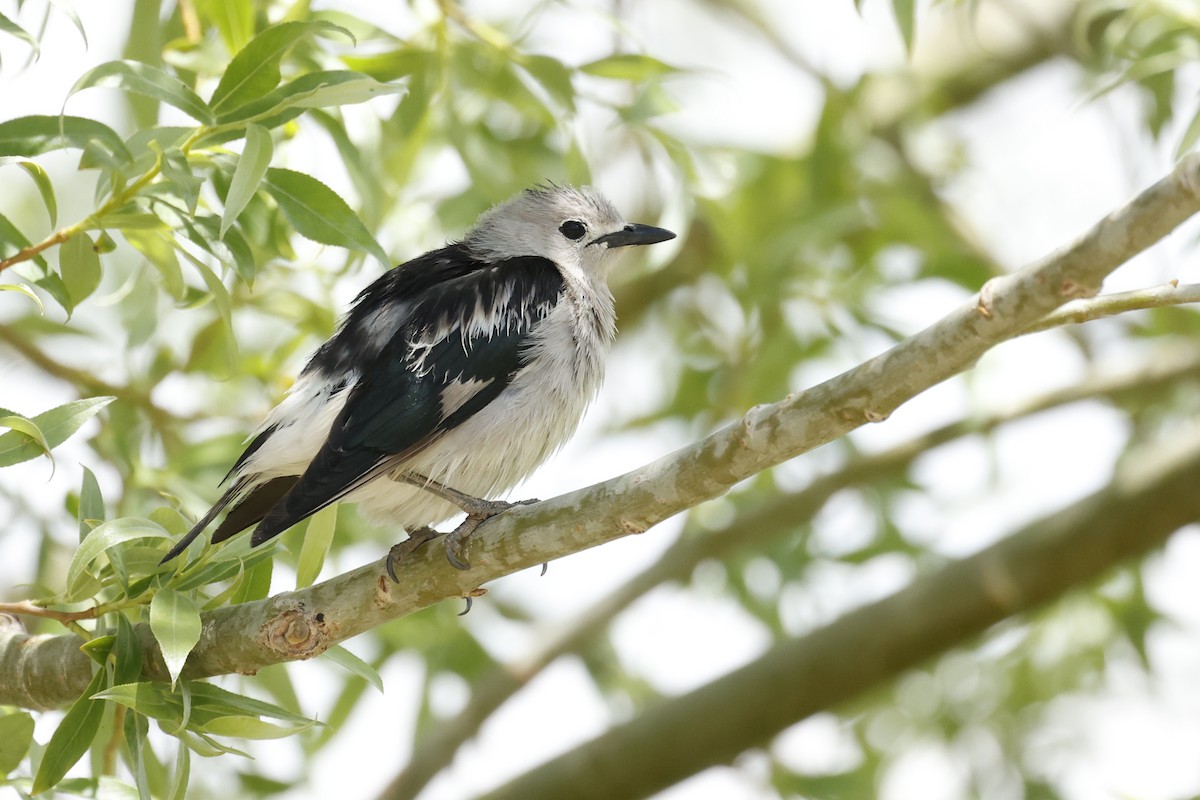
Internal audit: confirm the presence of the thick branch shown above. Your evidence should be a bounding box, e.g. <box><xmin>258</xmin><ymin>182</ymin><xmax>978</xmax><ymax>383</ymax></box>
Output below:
<box><xmin>377</xmin><ymin>345</ymin><xmax>1200</xmax><ymax>800</ymax></box>
<box><xmin>2</xmin><ymin>156</ymin><xmax>1199</xmax><ymax>710</ymax></box>
<box><xmin>477</xmin><ymin>417</ymin><xmax>1200</xmax><ymax>800</ymax></box>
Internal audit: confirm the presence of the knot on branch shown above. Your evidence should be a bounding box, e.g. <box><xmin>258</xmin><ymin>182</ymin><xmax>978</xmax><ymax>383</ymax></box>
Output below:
<box><xmin>260</xmin><ymin>604</ymin><xmax>335</xmax><ymax>659</ymax></box>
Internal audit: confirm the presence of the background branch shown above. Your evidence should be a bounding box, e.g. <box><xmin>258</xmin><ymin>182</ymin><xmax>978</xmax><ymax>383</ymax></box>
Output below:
<box><xmin>477</xmin><ymin>415</ymin><xmax>1200</xmax><ymax>800</ymax></box>
<box><xmin>376</xmin><ymin>345</ymin><xmax>1200</xmax><ymax>800</ymax></box>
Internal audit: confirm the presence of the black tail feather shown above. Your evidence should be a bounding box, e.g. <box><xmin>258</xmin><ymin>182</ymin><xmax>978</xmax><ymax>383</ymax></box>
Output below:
<box><xmin>212</xmin><ymin>475</ymin><xmax>299</xmax><ymax>544</ymax></box>
<box><xmin>160</xmin><ymin>475</ymin><xmax>299</xmax><ymax>564</ymax></box>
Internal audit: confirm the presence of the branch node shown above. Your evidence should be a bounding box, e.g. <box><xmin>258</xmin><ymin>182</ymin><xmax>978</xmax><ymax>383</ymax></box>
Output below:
<box><xmin>1060</xmin><ymin>278</ymin><xmax>1099</xmax><ymax>299</ymax></box>
<box><xmin>260</xmin><ymin>604</ymin><xmax>335</xmax><ymax>659</ymax></box>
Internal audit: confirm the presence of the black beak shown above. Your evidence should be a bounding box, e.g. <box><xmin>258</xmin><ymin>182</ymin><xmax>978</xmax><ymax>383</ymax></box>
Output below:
<box><xmin>590</xmin><ymin>223</ymin><xmax>676</xmax><ymax>248</ymax></box>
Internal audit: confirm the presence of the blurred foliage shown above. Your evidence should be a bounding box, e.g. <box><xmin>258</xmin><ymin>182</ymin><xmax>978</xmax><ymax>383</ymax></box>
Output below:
<box><xmin>2</xmin><ymin>0</ymin><xmax>1200</xmax><ymax>798</ymax></box>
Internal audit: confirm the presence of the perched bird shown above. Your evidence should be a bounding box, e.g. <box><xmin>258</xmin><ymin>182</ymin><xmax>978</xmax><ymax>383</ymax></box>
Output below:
<box><xmin>161</xmin><ymin>185</ymin><xmax>675</xmax><ymax>575</ymax></box>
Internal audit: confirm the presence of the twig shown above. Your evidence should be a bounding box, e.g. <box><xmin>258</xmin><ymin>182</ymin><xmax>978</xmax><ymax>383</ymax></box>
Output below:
<box><xmin>1023</xmin><ymin>281</ymin><xmax>1200</xmax><ymax>334</ymax></box>
<box><xmin>0</xmin><ymin>600</ymin><xmax>98</xmax><ymax>622</ymax></box>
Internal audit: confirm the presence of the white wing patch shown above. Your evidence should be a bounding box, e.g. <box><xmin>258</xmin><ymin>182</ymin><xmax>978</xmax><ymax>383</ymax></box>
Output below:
<box><xmin>438</xmin><ymin>377</ymin><xmax>494</xmax><ymax>418</ymax></box>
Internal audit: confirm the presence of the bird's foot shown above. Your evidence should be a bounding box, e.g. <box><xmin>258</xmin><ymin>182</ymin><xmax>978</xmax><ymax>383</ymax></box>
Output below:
<box><xmin>384</xmin><ymin>498</ymin><xmax>539</xmax><ymax>578</ymax></box>
<box><xmin>385</xmin><ymin>526</ymin><xmax>442</xmax><ymax>582</ymax></box>
<box><xmin>443</xmin><ymin>497</ymin><xmax>538</xmax><ymax>570</ymax></box>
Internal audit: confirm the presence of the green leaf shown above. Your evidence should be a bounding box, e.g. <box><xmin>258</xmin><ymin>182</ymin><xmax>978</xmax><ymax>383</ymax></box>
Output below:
<box><xmin>69</xmin><ymin>61</ymin><xmax>214</xmax><ymax>124</ymax></box>
<box><xmin>186</xmin><ymin>681</ymin><xmax>314</xmax><ymax>725</ymax></box>
<box><xmin>0</xmin><ymin>212</ymin><xmax>44</xmax><ymax>270</ymax></box>
<box><xmin>67</xmin><ymin>517</ymin><xmax>169</xmax><ymax>600</ymax></box>
<box><xmin>47</xmin><ymin>0</ymin><xmax>87</xmax><ymax>48</ymax></box>
<box><xmin>216</xmin><ymin>70</ymin><xmax>406</xmax><ymax>125</ymax></box>
<box><xmin>60</xmin><ymin>232</ymin><xmax>103</xmax><ymax>309</ymax></box>
<box><xmin>0</xmin><ymin>712</ymin><xmax>35</xmax><ymax>775</ymax></box>
<box><xmin>210</xmin><ymin>20</ymin><xmax>353</xmax><ymax>116</ymax></box>
<box><xmin>221</xmin><ymin>124</ymin><xmax>273</xmax><ymax>238</ymax></box>
<box><xmin>169</xmin><ymin>738</ymin><xmax>190</xmax><ymax>800</ymax></box>
<box><xmin>194</xmin><ymin>0</ymin><xmax>254</xmax><ymax>52</ymax></box>
<box><xmin>79</xmin><ymin>465</ymin><xmax>105</xmax><ymax>541</ymax></box>
<box><xmin>198</xmin><ymin>715</ymin><xmax>313</xmax><ymax>740</ymax></box>
<box><xmin>579</xmin><ymin>53</ymin><xmax>679</xmax><ymax>81</ymax></box>
<box><xmin>264</xmin><ymin>168</ymin><xmax>388</xmax><ymax>266</ymax></box>
<box><xmin>16</xmin><ymin>160</ymin><xmax>57</xmax><ymax>226</ymax></box>
<box><xmin>94</xmin><ymin>683</ymin><xmax>182</xmax><ymax>725</ymax></box>
<box><xmin>0</xmin><ymin>412</ymin><xmax>52</xmax><ymax>462</ymax></box>
<box><xmin>0</xmin><ymin>11</ymin><xmax>39</xmax><ymax>59</ymax></box>
<box><xmin>0</xmin><ymin>283</ymin><xmax>44</xmax><ymax>313</ymax></box>
<box><xmin>157</xmin><ymin>146</ymin><xmax>203</xmax><ymax>213</ymax></box>
<box><xmin>150</xmin><ymin>589</ymin><xmax>203</xmax><ymax>687</ymax></box>
<box><xmin>323</xmin><ymin>645</ymin><xmax>383</xmax><ymax>693</ymax></box>
<box><xmin>114</xmin><ymin>613</ymin><xmax>143</xmax><ymax>686</ymax></box>
<box><xmin>32</xmin><ymin>667</ymin><xmax>107</xmax><ymax>794</ymax></box>
<box><xmin>295</xmin><ymin>504</ymin><xmax>336</xmax><ymax>589</ymax></box>
<box><xmin>232</xmin><ymin>557</ymin><xmax>273</xmax><ymax>604</ymax></box>
<box><xmin>188</xmin><ymin>258</ymin><xmax>236</xmax><ymax>367</ymax></box>
<box><xmin>0</xmin><ymin>115</ymin><xmax>131</xmax><ymax>162</ymax></box>
<box><xmin>0</xmin><ymin>396</ymin><xmax>114</xmax><ymax>468</ymax></box>
<box><xmin>267</xmin><ymin>71</ymin><xmax>406</xmax><ymax>112</ymax></box>
<box><xmin>892</xmin><ymin>0</ymin><xmax>916</xmax><ymax>56</ymax></box>
<box><xmin>125</xmin><ymin>229</ymin><xmax>186</xmax><ymax>300</ymax></box>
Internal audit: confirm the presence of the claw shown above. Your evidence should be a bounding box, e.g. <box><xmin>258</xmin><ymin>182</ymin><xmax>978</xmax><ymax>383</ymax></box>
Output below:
<box><xmin>385</xmin><ymin>526</ymin><xmax>441</xmax><ymax>582</ymax></box>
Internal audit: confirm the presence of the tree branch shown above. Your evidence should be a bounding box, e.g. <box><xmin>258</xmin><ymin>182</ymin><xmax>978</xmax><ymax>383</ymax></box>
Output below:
<box><xmin>376</xmin><ymin>345</ymin><xmax>1200</xmax><ymax>800</ymax></box>
<box><xmin>2</xmin><ymin>155</ymin><xmax>1200</xmax><ymax>711</ymax></box>
<box><xmin>476</xmin><ymin>413</ymin><xmax>1200</xmax><ymax>800</ymax></box>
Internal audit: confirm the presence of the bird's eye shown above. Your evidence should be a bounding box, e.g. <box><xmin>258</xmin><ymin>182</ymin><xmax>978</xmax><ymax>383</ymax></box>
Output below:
<box><xmin>559</xmin><ymin>220</ymin><xmax>587</xmax><ymax>241</ymax></box>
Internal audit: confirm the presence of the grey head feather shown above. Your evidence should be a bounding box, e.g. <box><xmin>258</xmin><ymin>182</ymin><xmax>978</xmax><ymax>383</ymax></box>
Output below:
<box><xmin>463</xmin><ymin>185</ymin><xmax>629</xmax><ymax>280</ymax></box>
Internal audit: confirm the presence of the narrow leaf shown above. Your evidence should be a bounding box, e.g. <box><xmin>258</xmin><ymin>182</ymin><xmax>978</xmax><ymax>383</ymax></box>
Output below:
<box><xmin>169</xmin><ymin>739</ymin><xmax>190</xmax><ymax>800</ymax></box>
<box><xmin>114</xmin><ymin>613</ymin><xmax>143</xmax><ymax>686</ymax></box>
<box><xmin>579</xmin><ymin>53</ymin><xmax>679</xmax><ymax>81</ymax></box>
<box><xmin>220</xmin><ymin>124</ymin><xmax>272</xmax><ymax>238</ymax></box>
<box><xmin>194</xmin><ymin>0</ymin><xmax>253</xmax><ymax>52</ymax></box>
<box><xmin>323</xmin><ymin>645</ymin><xmax>383</xmax><ymax>693</ymax></box>
<box><xmin>210</xmin><ymin>20</ymin><xmax>352</xmax><ymax>115</ymax></box>
<box><xmin>31</xmin><ymin>668</ymin><xmax>107</xmax><ymax>794</ymax></box>
<box><xmin>0</xmin><ymin>115</ymin><xmax>131</xmax><ymax>162</ymax></box>
<box><xmin>68</xmin><ymin>61</ymin><xmax>214</xmax><ymax>124</ymax></box>
<box><xmin>0</xmin><ymin>283</ymin><xmax>44</xmax><ymax>313</ymax></box>
<box><xmin>0</xmin><ymin>11</ymin><xmax>39</xmax><ymax>59</ymax></box>
<box><xmin>150</xmin><ymin>589</ymin><xmax>202</xmax><ymax>687</ymax></box>
<box><xmin>198</xmin><ymin>715</ymin><xmax>313</xmax><ymax>739</ymax></box>
<box><xmin>0</xmin><ymin>396</ymin><xmax>114</xmax><ymax>468</ymax></box>
<box><xmin>124</xmin><ymin>229</ymin><xmax>186</xmax><ymax>300</ymax></box>
<box><xmin>94</xmin><ymin>683</ymin><xmax>182</xmax><ymax>725</ymax></box>
<box><xmin>264</xmin><ymin>167</ymin><xmax>388</xmax><ymax>266</ymax></box>
<box><xmin>16</xmin><ymin>160</ymin><xmax>57</xmax><ymax>225</ymax></box>
<box><xmin>892</xmin><ymin>0</ymin><xmax>916</xmax><ymax>56</ymax></box>
<box><xmin>79</xmin><ymin>466</ymin><xmax>105</xmax><ymax>541</ymax></box>
<box><xmin>60</xmin><ymin>232</ymin><xmax>103</xmax><ymax>309</ymax></box>
<box><xmin>47</xmin><ymin>0</ymin><xmax>88</xmax><ymax>48</ymax></box>
<box><xmin>0</xmin><ymin>712</ymin><xmax>35</xmax><ymax>775</ymax></box>
<box><xmin>0</xmin><ymin>413</ymin><xmax>52</xmax><ymax>461</ymax></box>
<box><xmin>295</xmin><ymin>504</ymin><xmax>336</xmax><ymax>589</ymax></box>
<box><xmin>67</xmin><ymin>517</ymin><xmax>169</xmax><ymax>599</ymax></box>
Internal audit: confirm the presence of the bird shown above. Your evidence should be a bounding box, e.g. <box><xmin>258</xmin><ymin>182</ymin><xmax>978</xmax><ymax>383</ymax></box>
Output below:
<box><xmin>160</xmin><ymin>184</ymin><xmax>675</xmax><ymax>577</ymax></box>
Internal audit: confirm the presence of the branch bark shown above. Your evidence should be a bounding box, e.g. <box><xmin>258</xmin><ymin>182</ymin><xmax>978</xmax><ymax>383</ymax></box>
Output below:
<box><xmin>3</xmin><ymin>155</ymin><xmax>1200</xmax><ymax>711</ymax></box>
<box><xmin>477</xmin><ymin>415</ymin><xmax>1200</xmax><ymax>800</ymax></box>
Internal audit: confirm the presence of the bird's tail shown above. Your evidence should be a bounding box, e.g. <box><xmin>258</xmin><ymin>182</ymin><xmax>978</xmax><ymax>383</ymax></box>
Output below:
<box><xmin>159</xmin><ymin>475</ymin><xmax>298</xmax><ymax>564</ymax></box>
<box><xmin>159</xmin><ymin>482</ymin><xmax>242</xmax><ymax>564</ymax></box>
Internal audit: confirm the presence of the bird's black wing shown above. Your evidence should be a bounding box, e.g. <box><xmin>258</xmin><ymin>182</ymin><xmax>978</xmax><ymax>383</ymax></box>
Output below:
<box><xmin>248</xmin><ymin>252</ymin><xmax>564</xmax><ymax>545</ymax></box>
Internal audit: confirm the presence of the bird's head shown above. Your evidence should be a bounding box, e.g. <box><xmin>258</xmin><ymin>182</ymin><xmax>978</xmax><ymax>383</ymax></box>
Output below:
<box><xmin>463</xmin><ymin>184</ymin><xmax>675</xmax><ymax>281</ymax></box>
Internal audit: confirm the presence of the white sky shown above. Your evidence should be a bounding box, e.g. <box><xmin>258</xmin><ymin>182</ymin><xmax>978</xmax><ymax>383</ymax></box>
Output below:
<box><xmin>4</xmin><ymin>0</ymin><xmax>1200</xmax><ymax>799</ymax></box>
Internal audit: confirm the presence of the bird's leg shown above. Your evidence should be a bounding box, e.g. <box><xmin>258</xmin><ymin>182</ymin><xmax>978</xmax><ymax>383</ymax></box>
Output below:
<box><xmin>392</xmin><ymin>471</ymin><xmax>538</xmax><ymax>570</ymax></box>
